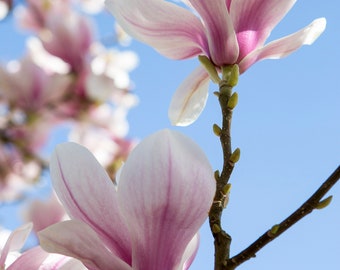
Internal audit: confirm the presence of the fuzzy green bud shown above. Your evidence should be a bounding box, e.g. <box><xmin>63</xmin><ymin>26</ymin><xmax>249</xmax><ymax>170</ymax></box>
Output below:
<box><xmin>229</xmin><ymin>148</ymin><xmax>241</xmax><ymax>163</ymax></box>
<box><xmin>213</xmin><ymin>124</ymin><xmax>222</xmax><ymax>137</ymax></box>
<box><xmin>198</xmin><ymin>55</ymin><xmax>221</xmax><ymax>84</ymax></box>
<box><xmin>316</xmin><ymin>195</ymin><xmax>333</xmax><ymax>210</ymax></box>
<box><xmin>222</xmin><ymin>183</ymin><xmax>232</xmax><ymax>195</ymax></box>
<box><xmin>214</xmin><ymin>170</ymin><xmax>220</xmax><ymax>181</ymax></box>
<box><xmin>212</xmin><ymin>224</ymin><xmax>221</xmax><ymax>233</ymax></box>
<box><xmin>269</xmin><ymin>224</ymin><xmax>280</xmax><ymax>236</ymax></box>
<box><xmin>227</xmin><ymin>92</ymin><xmax>238</xmax><ymax>109</ymax></box>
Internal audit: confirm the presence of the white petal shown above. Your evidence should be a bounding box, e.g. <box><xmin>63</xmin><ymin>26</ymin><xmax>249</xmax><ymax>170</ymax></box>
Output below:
<box><xmin>168</xmin><ymin>66</ymin><xmax>210</xmax><ymax>126</ymax></box>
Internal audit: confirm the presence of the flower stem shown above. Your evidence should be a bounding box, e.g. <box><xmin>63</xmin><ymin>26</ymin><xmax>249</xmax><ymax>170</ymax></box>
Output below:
<box><xmin>209</xmin><ymin>65</ymin><xmax>239</xmax><ymax>270</ymax></box>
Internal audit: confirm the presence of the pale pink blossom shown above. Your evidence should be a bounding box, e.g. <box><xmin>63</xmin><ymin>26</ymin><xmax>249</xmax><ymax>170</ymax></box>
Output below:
<box><xmin>69</xmin><ymin>124</ymin><xmax>136</xmax><ymax>170</ymax></box>
<box><xmin>0</xmin><ymin>56</ymin><xmax>71</xmax><ymax>114</ymax></box>
<box><xmin>25</xmin><ymin>192</ymin><xmax>68</xmax><ymax>233</ymax></box>
<box><xmin>16</xmin><ymin>0</ymin><xmax>70</xmax><ymax>32</ymax></box>
<box><xmin>39</xmin><ymin>129</ymin><xmax>215</xmax><ymax>269</ymax></box>
<box><xmin>39</xmin><ymin>11</ymin><xmax>93</xmax><ymax>72</ymax></box>
<box><xmin>105</xmin><ymin>0</ymin><xmax>326</xmax><ymax>126</ymax></box>
<box><xmin>0</xmin><ymin>145</ymin><xmax>41</xmax><ymax>202</ymax></box>
<box><xmin>87</xmin><ymin>45</ymin><xmax>139</xmax><ymax>102</ymax></box>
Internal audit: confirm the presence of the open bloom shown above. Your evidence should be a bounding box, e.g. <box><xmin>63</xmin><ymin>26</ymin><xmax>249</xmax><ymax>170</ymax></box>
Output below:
<box><xmin>39</xmin><ymin>129</ymin><xmax>215</xmax><ymax>270</ymax></box>
<box><xmin>105</xmin><ymin>0</ymin><xmax>326</xmax><ymax>126</ymax></box>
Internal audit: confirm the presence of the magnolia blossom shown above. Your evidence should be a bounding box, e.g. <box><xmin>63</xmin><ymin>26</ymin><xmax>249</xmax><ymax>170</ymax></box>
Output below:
<box><xmin>105</xmin><ymin>0</ymin><xmax>326</xmax><ymax>126</ymax></box>
<box><xmin>0</xmin><ymin>145</ymin><xmax>41</xmax><ymax>202</ymax></box>
<box><xmin>39</xmin><ymin>129</ymin><xmax>215</xmax><ymax>269</ymax></box>
<box><xmin>25</xmin><ymin>192</ymin><xmax>68</xmax><ymax>233</ymax></box>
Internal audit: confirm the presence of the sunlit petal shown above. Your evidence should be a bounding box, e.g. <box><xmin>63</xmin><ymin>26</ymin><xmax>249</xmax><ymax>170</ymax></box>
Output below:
<box><xmin>39</xmin><ymin>220</ymin><xmax>132</xmax><ymax>270</ymax></box>
<box><xmin>230</xmin><ymin>0</ymin><xmax>296</xmax><ymax>60</ymax></box>
<box><xmin>239</xmin><ymin>18</ymin><xmax>326</xmax><ymax>73</ymax></box>
<box><xmin>168</xmin><ymin>66</ymin><xmax>210</xmax><ymax>126</ymax></box>
<box><xmin>0</xmin><ymin>223</ymin><xmax>32</xmax><ymax>267</ymax></box>
<box><xmin>105</xmin><ymin>0</ymin><xmax>207</xmax><ymax>59</ymax></box>
<box><xmin>189</xmin><ymin>0</ymin><xmax>238</xmax><ymax>65</ymax></box>
<box><xmin>50</xmin><ymin>142</ymin><xmax>131</xmax><ymax>263</ymax></box>
<box><xmin>179</xmin><ymin>234</ymin><xmax>200</xmax><ymax>270</ymax></box>
<box><xmin>118</xmin><ymin>129</ymin><xmax>215</xmax><ymax>269</ymax></box>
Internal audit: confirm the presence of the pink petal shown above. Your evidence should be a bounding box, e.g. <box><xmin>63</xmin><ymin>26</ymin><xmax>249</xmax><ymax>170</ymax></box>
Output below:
<box><xmin>168</xmin><ymin>66</ymin><xmax>210</xmax><ymax>126</ymax></box>
<box><xmin>188</xmin><ymin>0</ymin><xmax>238</xmax><ymax>65</ymax></box>
<box><xmin>7</xmin><ymin>246</ymin><xmax>49</xmax><ymax>270</ymax></box>
<box><xmin>50</xmin><ymin>142</ymin><xmax>131</xmax><ymax>263</ymax></box>
<box><xmin>179</xmin><ymin>234</ymin><xmax>200</xmax><ymax>270</ymax></box>
<box><xmin>105</xmin><ymin>0</ymin><xmax>206</xmax><ymax>59</ymax></box>
<box><xmin>38</xmin><ymin>220</ymin><xmax>132</xmax><ymax>270</ymax></box>
<box><xmin>230</xmin><ymin>0</ymin><xmax>296</xmax><ymax>61</ymax></box>
<box><xmin>239</xmin><ymin>18</ymin><xmax>326</xmax><ymax>73</ymax></box>
<box><xmin>117</xmin><ymin>129</ymin><xmax>215</xmax><ymax>270</ymax></box>
<box><xmin>0</xmin><ymin>223</ymin><xmax>32</xmax><ymax>267</ymax></box>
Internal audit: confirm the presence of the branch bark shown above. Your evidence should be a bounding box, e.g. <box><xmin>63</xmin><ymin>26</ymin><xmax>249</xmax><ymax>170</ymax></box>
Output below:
<box><xmin>225</xmin><ymin>165</ymin><xmax>340</xmax><ymax>269</ymax></box>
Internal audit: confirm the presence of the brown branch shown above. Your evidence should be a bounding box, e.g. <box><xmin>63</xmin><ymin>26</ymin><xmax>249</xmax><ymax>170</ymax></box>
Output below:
<box><xmin>225</xmin><ymin>165</ymin><xmax>340</xmax><ymax>269</ymax></box>
<box><xmin>209</xmin><ymin>65</ymin><xmax>239</xmax><ymax>270</ymax></box>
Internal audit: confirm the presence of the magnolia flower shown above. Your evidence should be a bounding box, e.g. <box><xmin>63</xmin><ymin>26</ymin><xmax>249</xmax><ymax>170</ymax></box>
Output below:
<box><xmin>105</xmin><ymin>0</ymin><xmax>326</xmax><ymax>126</ymax></box>
<box><xmin>39</xmin><ymin>129</ymin><xmax>215</xmax><ymax>269</ymax></box>
<box><xmin>25</xmin><ymin>192</ymin><xmax>68</xmax><ymax>233</ymax></box>
<box><xmin>0</xmin><ymin>56</ymin><xmax>71</xmax><ymax>113</ymax></box>
<box><xmin>39</xmin><ymin>10</ymin><xmax>93</xmax><ymax>72</ymax></box>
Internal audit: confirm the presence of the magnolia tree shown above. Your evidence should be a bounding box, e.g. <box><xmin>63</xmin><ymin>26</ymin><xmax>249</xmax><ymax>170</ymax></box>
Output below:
<box><xmin>0</xmin><ymin>0</ymin><xmax>339</xmax><ymax>270</ymax></box>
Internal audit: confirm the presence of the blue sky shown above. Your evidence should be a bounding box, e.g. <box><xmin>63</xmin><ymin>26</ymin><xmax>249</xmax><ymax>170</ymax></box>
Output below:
<box><xmin>1</xmin><ymin>1</ymin><xmax>339</xmax><ymax>269</ymax></box>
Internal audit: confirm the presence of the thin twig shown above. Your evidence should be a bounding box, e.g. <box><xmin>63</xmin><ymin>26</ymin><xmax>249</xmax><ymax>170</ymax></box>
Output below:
<box><xmin>225</xmin><ymin>165</ymin><xmax>340</xmax><ymax>269</ymax></box>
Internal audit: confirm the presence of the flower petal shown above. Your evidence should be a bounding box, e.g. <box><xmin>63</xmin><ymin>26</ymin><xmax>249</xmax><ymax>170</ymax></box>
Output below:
<box><xmin>38</xmin><ymin>220</ymin><xmax>132</xmax><ymax>270</ymax></box>
<box><xmin>188</xmin><ymin>0</ymin><xmax>238</xmax><ymax>65</ymax></box>
<box><xmin>118</xmin><ymin>129</ymin><xmax>215</xmax><ymax>270</ymax></box>
<box><xmin>230</xmin><ymin>0</ymin><xmax>296</xmax><ymax>60</ymax></box>
<box><xmin>105</xmin><ymin>0</ymin><xmax>206</xmax><ymax>59</ymax></box>
<box><xmin>0</xmin><ymin>223</ymin><xmax>32</xmax><ymax>267</ymax></box>
<box><xmin>239</xmin><ymin>18</ymin><xmax>326</xmax><ymax>73</ymax></box>
<box><xmin>179</xmin><ymin>234</ymin><xmax>200</xmax><ymax>270</ymax></box>
<box><xmin>168</xmin><ymin>66</ymin><xmax>210</xmax><ymax>126</ymax></box>
<box><xmin>7</xmin><ymin>246</ymin><xmax>49</xmax><ymax>270</ymax></box>
<box><xmin>50</xmin><ymin>142</ymin><xmax>131</xmax><ymax>263</ymax></box>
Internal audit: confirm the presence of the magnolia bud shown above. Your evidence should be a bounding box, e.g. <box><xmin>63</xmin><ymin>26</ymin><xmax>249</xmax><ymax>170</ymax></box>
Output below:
<box><xmin>227</xmin><ymin>92</ymin><xmax>238</xmax><ymax>109</ymax></box>
<box><xmin>229</xmin><ymin>148</ymin><xmax>240</xmax><ymax>163</ymax></box>
<box><xmin>316</xmin><ymin>195</ymin><xmax>333</xmax><ymax>209</ymax></box>
<box><xmin>213</xmin><ymin>124</ymin><xmax>222</xmax><ymax>137</ymax></box>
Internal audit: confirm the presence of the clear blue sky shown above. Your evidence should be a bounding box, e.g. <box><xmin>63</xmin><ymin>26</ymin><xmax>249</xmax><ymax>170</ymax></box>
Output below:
<box><xmin>0</xmin><ymin>1</ymin><xmax>339</xmax><ymax>269</ymax></box>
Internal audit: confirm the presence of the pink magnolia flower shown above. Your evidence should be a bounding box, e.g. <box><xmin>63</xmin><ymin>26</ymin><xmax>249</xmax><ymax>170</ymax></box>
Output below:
<box><xmin>105</xmin><ymin>0</ymin><xmax>326</xmax><ymax>126</ymax></box>
<box><xmin>38</xmin><ymin>129</ymin><xmax>215</xmax><ymax>269</ymax></box>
